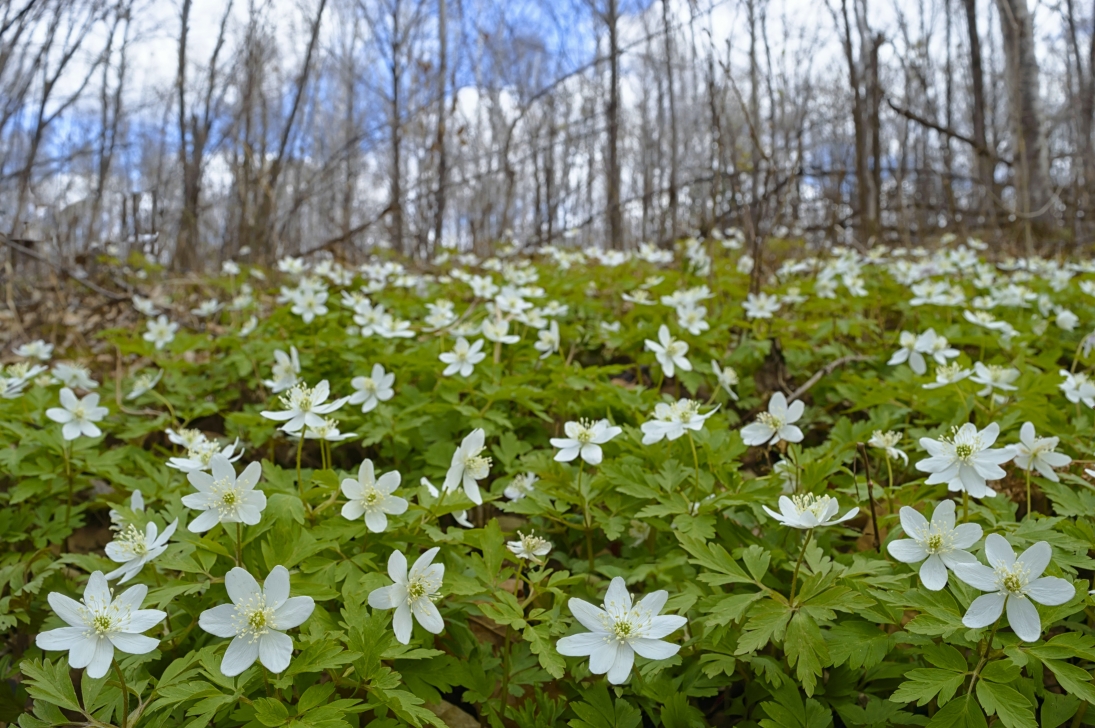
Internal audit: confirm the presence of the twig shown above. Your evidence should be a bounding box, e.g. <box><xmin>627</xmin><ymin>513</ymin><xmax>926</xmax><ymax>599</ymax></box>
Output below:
<box><xmin>787</xmin><ymin>354</ymin><xmax>872</xmax><ymax>401</ymax></box>
<box><xmin>858</xmin><ymin>443</ymin><xmax>882</xmax><ymax>553</ymax></box>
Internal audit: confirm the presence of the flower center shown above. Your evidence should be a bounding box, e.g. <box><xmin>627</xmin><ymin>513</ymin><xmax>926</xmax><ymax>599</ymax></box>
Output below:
<box><xmin>361</xmin><ymin>378</ymin><xmax>376</xmax><ymax>393</ymax></box>
<box><xmin>666</xmin><ymin>341</ymin><xmax>686</xmax><ymax>357</ymax></box>
<box><xmin>361</xmin><ymin>485</ymin><xmax>381</xmax><ymax>509</ymax></box>
<box><xmin>115</xmin><ymin>524</ymin><xmax>149</xmax><ymax>558</ymax></box>
<box><xmin>997</xmin><ymin>564</ymin><xmax>1030</xmax><ymax>596</ymax></box>
<box><xmin>791</xmin><ymin>493</ymin><xmax>830</xmax><ymax>518</ymax></box>
<box><xmin>233</xmin><ymin>595</ymin><xmax>276</xmax><ymax>641</ymax></box>
<box><xmin>574</xmin><ymin>419</ymin><xmax>595</xmax><ymax>444</ymax></box>
<box><xmin>612</xmin><ymin>619</ymin><xmax>634</xmax><ymax>640</ymax></box>
<box><xmin>407</xmin><ymin>580</ymin><xmax>427</xmax><ymax>602</ymax></box>
<box><xmin>758</xmin><ymin>412</ymin><xmax>784</xmax><ymax>430</ymax></box>
<box><xmin>210</xmin><ymin>477</ymin><xmax>242</xmax><ymax>516</ymax></box>
<box><xmin>464</xmin><ymin>450</ymin><xmax>492</xmax><ymax>479</ymax></box>
<box><xmin>954</xmin><ymin>443</ymin><xmax>974</xmax><ymax>460</ymax></box>
<box><xmin>91</xmin><ymin>613</ymin><xmax>115</xmax><ymax>635</ymax></box>
<box><xmin>72</xmin><ymin>404</ymin><xmax>87</xmax><ymax>420</ymax></box>
<box><xmin>924</xmin><ymin>532</ymin><xmax>946</xmax><ymax>553</ymax></box>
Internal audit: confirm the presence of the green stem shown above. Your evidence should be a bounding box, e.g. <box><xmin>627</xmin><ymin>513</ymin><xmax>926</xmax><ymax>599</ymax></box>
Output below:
<box><xmin>789</xmin><ymin>529</ymin><xmax>813</xmax><ymax>605</ymax></box>
<box><xmin>63</xmin><ymin>442</ymin><xmax>73</xmax><ymax>528</ymax></box>
<box><xmin>967</xmin><ymin>610</ymin><xmax>1005</xmax><ymax>696</ymax></box>
<box><xmin>112</xmin><ymin>659</ymin><xmax>130</xmax><ymax>728</ymax></box>
<box><xmin>295</xmin><ymin>435</ymin><xmax>305</xmax><ymax>502</ymax></box>
<box><xmin>578</xmin><ymin>461</ymin><xmax>595</xmax><ymax>576</ymax></box>
<box><xmin>235</xmin><ymin>522</ymin><xmax>243</xmax><ymax>567</ymax></box>
<box><xmin>962</xmin><ymin>489</ymin><xmax>969</xmax><ymax>523</ymax></box>
<box><xmin>150</xmin><ymin>390</ymin><xmax>178</xmax><ymax>424</ymax></box>
<box><xmin>688</xmin><ymin>432</ymin><xmax>702</xmax><ymax>505</ymax></box>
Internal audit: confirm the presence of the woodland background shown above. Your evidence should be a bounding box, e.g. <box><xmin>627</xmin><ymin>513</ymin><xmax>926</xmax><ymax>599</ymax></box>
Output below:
<box><xmin>0</xmin><ymin>0</ymin><xmax>1091</xmax><ymax>270</ymax></box>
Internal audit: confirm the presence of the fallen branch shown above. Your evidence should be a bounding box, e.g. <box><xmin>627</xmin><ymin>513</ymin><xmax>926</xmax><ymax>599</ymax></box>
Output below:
<box><xmin>0</xmin><ymin>234</ymin><xmax>128</xmax><ymax>301</ymax></box>
<box><xmin>787</xmin><ymin>354</ymin><xmax>872</xmax><ymax>401</ymax></box>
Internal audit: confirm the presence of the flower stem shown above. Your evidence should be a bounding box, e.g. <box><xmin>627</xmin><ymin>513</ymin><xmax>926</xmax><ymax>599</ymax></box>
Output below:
<box><xmin>295</xmin><ymin>435</ymin><xmax>305</xmax><ymax>502</ymax></box>
<box><xmin>63</xmin><ymin>441</ymin><xmax>73</xmax><ymax>527</ymax></box>
<box><xmin>578</xmin><ymin>461</ymin><xmax>595</xmax><ymax>576</ymax></box>
<box><xmin>235</xmin><ymin>522</ymin><xmax>243</xmax><ymax>567</ymax></box>
<box><xmin>151</xmin><ymin>390</ymin><xmax>178</xmax><ymax>424</ymax></box>
<box><xmin>789</xmin><ymin>529</ymin><xmax>813</xmax><ymax>605</ymax></box>
<box><xmin>967</xmin><ymin>609</ymin><xmax>1004</xmax><ymax>695</ymax></box>
<box><xmin>962</xmin><ymin>490</ymin><xmax>969</xmax><ymax>523</ymax></box>
<box><xmin>112</xmin><ymin>659</ymin><xmax>130</xmax><ymax>728</ymax></box>
<box><xmin>687</xmin><ymin>431</ymin><xmax>701</xmax><ymax>505</ymax></box>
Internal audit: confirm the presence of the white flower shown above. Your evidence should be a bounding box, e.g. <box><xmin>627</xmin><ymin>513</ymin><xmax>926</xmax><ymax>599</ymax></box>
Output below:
<box><xmin>340</xmin><ymin>459</ymin><xmax>408</xmax><ymax>532</ymax></box>
<box><xmin>182</xmin><ymin>454</ymin><xmax>266</xmax><ymax>532</ymax></box>
<box><xmin>676</xmin><ymin>305</ymin><xmax>709</xmax><ymax>336</ymax></box>
<box><xmin>301</xmin><ymin>417</ymin><xmax>356</xmax><ymax>442</ymax></box>
<box><xmin>143</xmin><ymin>315</ymin><xmax>178</xmax><ymax>350</ymax></box>
<box><xmin>440</xmin><ymin>337</ymin><xmax>487</xmax><ymax>377</ymax></box>
<box><xmin>167</xmin><ymin>438</ymin><xmax>244</xmax><ymax>474</ymax></box>
<box><xmin>953</xmin><ymin>535</ymin><xmax>1075</xmax><ymax>642</ymax></box>
<box><xmin>644</xmin><ymin>325</ymin><xmax>691</xmax><ymax>378</ymax></box>
<box><xmin>126</xmin><ymin>370</ymin><xmax>163</xmax><ymax>400</ymax></box>
<box><xmin>1059</xmin><ymin>370</ymin><xmax>1095</xmax><ymax>408</ymax></box>
<box><xmin>534</xmin><ymin>320</ymin><xmax>560</xmax><ymax>359</ymax></box>
<box><xmin>887</xmin><ymin>500</ymin><xmax>980</xmax><ymax>590</ymax></box>
<box><xmin>263</xmin><ymin>347</ymin><xmax>301</xmax><ymax>394</ymax></box>
<box><xmin>628</xmin><ymin>520</ymin><xmax>651</xmax><ymax>547</ymax></box>
<box><xmin>868</xmin><ymin>430</ymin><xmax>908</xmax><ymax>464</ymax></box>
<box><xmin>35</xmin><ymin>571</ymin><xmax>166</xmax><ymax>679</ymax></box>
<box><xmin>132</xmin><ymin>295</ymin><xmax>160</xmax><ymax>316</ymax></box>
<box><xmin>260</xmin><ymin>380</ymin><xmax>348</xmax><ymax>434</ymax></box>
<box><xmin>762</xmin><ymin>493</ymin><xmax>859</xmax><ymax>529</ymax></box>
<box><xmin>916</xmin><ymin>422</ymin><xmax>1013</xmax><ymax>498</ymax></box>
<box><xmin>711</xmin><ymin>361</ymin><xmax>739</xmax><ymax>400</ymax></box>
<box><xmin>1056</xmin><ymin>308</ymin><xmax>1079</xmax><ymax>331</ymax></box>
<box><xmin>507</xmin><ymin>532</ymin><xmax>552</xmax><ymax>563</ymax></box>
<box><xmin>46</xmin><ymin>388</ymin><xmax>109</xmax><ymax>440</ymax></box>
<box><xmin>191</xmin><ymin>299</ymin><xmax>222</xmax><ymax>318</ymax></box>
<box><xmin>109</xmin><ymin>489</ymin><xmax>145</xmax><ymax>528</ymax></box>
<box><xmin>503</xmin><ymin>473</ymin><xmax>538</xmax><ymax>501</ymax></box>
<box><xmin>1011</xmin><ymin>422</ymin><xmax>1071</xmax><ymax>482</ymax></box>
<box><xmin>199</xmin><ymin>565</ymin><xmax>315</xmax><ymax>675</ymax></box>
<box><xmin>888</xmin><ymin>331</ymin><xmax>925</xmax><ymax>374</ymax></box>
<box><xmin>443</xmin><ymin>429</ymin><xmax>492</xmax><ymax>505</ymax></box>
<box><xmin>550</xmin><ymin>419</ymin><xmax>622</xmax><ymax>465</ymax></box>
<box><xmin>368</xmin><ymin>548</ymin><xmax>445</xmax><ymax>644</ymax></box>
<box><xmin>923</xmin><ymin>363</ymin><xmax>973</xmax><ymax>389</ymax></box>
<box><xmin>105</xmin><ymin>519</ymin><xmax>179</xmax><ymax>583</ymax></box>
<box><xmin>556</xmin><ymin>576</ymin><xmax>687</xmax><ymax>685</ymax></box>
<box><xmin>482</xmin><ymin>317</ymin><xmax>519</xmax><ymax>344</ymax></box>
<box><xmin>166</xmin><ymin>427</ymin><xmax>207</xmax><ymax>449</ymax></box>
<box><xmin>240</xmin><ymin>316</ymin><xmax>258</xmax><ymax>336</ymax></box>
<box><xmin>640</xmin><ymin>399</ymin><xmax>718</xmax><ymax>444</ymax></box>
<box><xmin>15</xmin><ymin>339</ymin><xmax>53</xmax><ymax>361</ymax></box>
<box><xmin>348</xmin><ymin>364</ymin><xmax>395</xmax><ymax>413</ymax></box>
<box><xmin>969</xmin><ymin>362</ymin><xmax>1020</xmax><ymax>398</ymax></box>
<box><xmin>52</xmin><ymin>362</ymin><xmax>98</xmax><ymax>390</ymax></box>
<box><xmin>740</xmin><ymin>392</ymin><xmax>804</xmax><ymax>446</ymax></box>
<box><xmin>917</xmin><ymin>329</ymin><xmax>960</xmax><ymax>365</ymax></box>
<box><xmin>742</xmin><ymin>292</ymin><xmax>781</xmax><ymax>319</ymax></box>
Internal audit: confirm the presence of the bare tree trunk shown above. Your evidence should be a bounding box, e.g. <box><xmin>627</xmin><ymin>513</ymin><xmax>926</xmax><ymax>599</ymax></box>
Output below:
<box><xmin>995</xmin><ymin>0</ymin><xmax>1050</xmax><ymax>246</ymax></box>
<box><xmin>389</xmin><ymin>0</ymin><xmax>405</xmax><ymax>255</ymax></box>
<box><xmin>432</xmin><ymin>0</ymin><xmax>447</xmax><ymax>251</ymax></box>
<box><xmin>661</xmin><ymin>0</ymin><xmax>678</xmax><ymax>241</ymax></box>
<box><xmin>962</xmin><ymin>0</ymin><xmax>996</xmax><ymax>225</ymax></box>
<box><xmin>605</xmin><ymin>0</ymin><xmax>623</xmax><ymax>250</ymax></box>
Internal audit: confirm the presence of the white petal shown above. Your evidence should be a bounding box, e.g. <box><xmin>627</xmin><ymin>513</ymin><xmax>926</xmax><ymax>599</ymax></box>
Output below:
<box><xmin>963</xmin><ymin>593</ymin><xmax>1006</xmax><ymax>629</ymax></box>
<box><xmin>887</xmin><ymin>539</ymin><xmax>927</xmax><ymax>564</ymax></box>
<box><xmin>85</xmin><ymin>638</ymin><xmax>115</xmax><ymax>679</ymax></box>
<box><xmin>1006</xmin><ymin>597</ymin><xmax>1042</xmax><ymax>643</ymax></box>
<box><xmin>588</xmin><ymin>641</ymin><xmax>619</xmax><ymax>675</ymax></box>
<box><xmin>36</xmin><ymin>627</ymin><xmax>87</xmax><ymax>652</ymax></box>
<box><xmin>226</xmin><ymin>567</ymin><xmax>262</xmax><ymax>605</ymax></box>
<box><xmin>413</xmin><ymin>599</ymin><xmax>445</xmax><ymax>634</ymax></box>
<box><xmin>221</xmin><ymin>636</ymin><xmax>259</xmax><ymax>676</ymax></box>
<box><xmin>606</xmin><ymin>644</ymin><xmax>634</xmax><ymax>684</ymax></box>
<box><xmin>47</xmin><ymin>593</ymin><xmax>86</xmax><ymax>627</ymax></box>
<box><xmin>387</xmin><ymin>550</ymin><xmax>408</xmax><ymax>584</ymax></box>
<box><xmin>953</xmin><ymin>562</ymin><xmax>998</xmax><ymax>591</ymax></box>
<box><xmin>899</xmin><ymin>506</ymin><xmax>929</xmax><ymax>536</ymax></box>
<box><xmin>258</xmin><ymin>630</ymin><xmax>294</xmax><ymax>673</ymax></box>
<box><xmin>643</xmin><ymin>615</ymin><xmax>687</xmax><ymax>639</ymax></box>
<box><xmin>919</xmin><ymin>555</ymin><xmax>949</xmax><ymax>591</ymax></box>
<box><xmin>275</xmin><ymin>597</ymin><xmax>315</xmax><ymax>629</ymax></box>
<box><xmin>569</xmin><ymin>598</ymin><xmax>608</xmax><ymax>632</ymax></box>
<box><xmin>555</xmin><ymin>631</ymin><xmax>606</xmax><ymax>659</ymax></box>
<box><xmin>263</xmin><ymin>566</ymin><xmax>290</xmax><ymax>609</ymax></box>
<box><xmin>1026</xmin><ymin>577</ymin><xmax>1075</xmax><ymax>606</ymax></box>
<box><xmin>392</xmin><ymin>603</ymin><xmax>413</xmax><ymax>644</ymax></box>
<box><xmin>200</xmin><ymin>604</ymin><xmax>239</xmax><ymax>638</ymax></box>
<box><xmin>984</xmin><ymin>534</ymin><xmax>1016</xmax><ymax>569</ymax></box>
<box><xmin>1016</xmin><ymin>541</ymin><xmax>1052</xmax><ymax>578</ymax></box>
<box><xmin>951</xmin><ymin>523</ymin><xmax>983</xmax><ymax>549</ymax></box>
<box><xmin>630</xmin><ymin>637</ymin><xmax>680</xmax><ymax>660</ymax></box>
<box><xmin>108</xmin><ymin>632</ymin><xmax>159</xmax><ymax>655</ymax></box>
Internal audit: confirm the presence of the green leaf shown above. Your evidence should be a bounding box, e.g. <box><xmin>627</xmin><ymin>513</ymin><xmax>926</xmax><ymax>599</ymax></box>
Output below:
<box><xmin>758</xmin><ymin>683</ymin><xmax>833</xmax><ymax>728</ymax></box>
<box><xmin>927</xmin><ymin>697</ymin><xmax>987</xmax><ymax>728</ymax></box>
<box><xmin>481</xmin><ymin>518</ymin><xmax>505</xmax><ymax>581</ymax></box>
<box><xmin>523</xmin><ymin>623</ymin><xmax>565</xmax><ymax>679</ymax></box>
<box><xmin>742</xmin><ymin>545</ymin><xmax>771</xmax><ymax>582</ymax></box>
<box><xmin>1040</xmin><ymin>693</ymin><xmax>1081</xmax><ymax>728</ymax></box>
<box><xmin>1041</xmin><ymin>659</ymin><xmax>1095</xmax><ymax>705</ymax></box>
<box><xmin>979</xmin><ymin>660</ymin><xmax>1021</xmax><ymax>684</ymax></box>
<box><xmin>975</xmin><ymin>680</ymin><xmax>1036</xmax><ymax>728</ymax></box>
<box><xmin>784</xmin><ymin>612</ymin><xmax>829</xmax><ymax>696</ymax></box>
<box><xmin>890</xmin><ymin>669</ymin><xmax>967</xmax><ymax>707</ymax></box>
<box><xmin>735</xmin><ymin>598</ymin><xmax>792</xmax><ymax>654</ymax></box>
<box><xmin>253</xmin><ymin>697</ymin><xmax>289</xmax><ymax>726</ymax></box>
<box><xmin>568</xmin><ymin>683</ymin><xmax>642</xmax><ymax>728</ymax></box>
<box><xmin>826</xmin><ymin>620</ymin><xmax>893</xmax><ymax>670</ymax></box>
<box><xmin>678</xmin><ymin>534</ymin><xmax>753</xmax><ymax>586</ymax></box>
<box><xmin>19</xmin><ymin>658</ymin><xmax>82</xmax><ymax>714</ymax></box>
<box><xmin>922</xmin><ymin>644</ymin><xmax>968</xmax><ymax>673</ymax></box>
